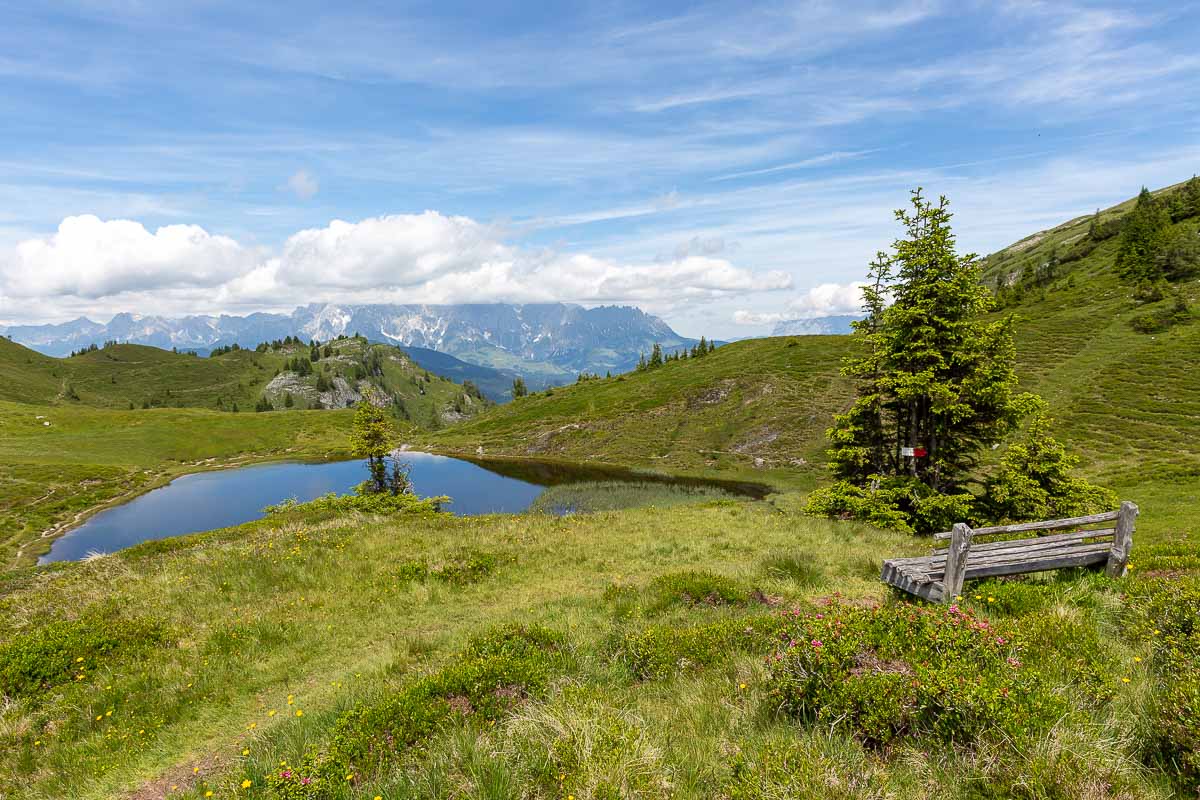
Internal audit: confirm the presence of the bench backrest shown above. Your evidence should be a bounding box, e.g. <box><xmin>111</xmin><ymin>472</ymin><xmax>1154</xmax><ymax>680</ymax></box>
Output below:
<box><xmin>931</xmin><ymin>501</ymin><xmax>1138</xmax><ymax>603</ymax></box>
<box><xmin>933</xmin><ymin>509</ymin><xmax>1119</xmax><ymax>541</ymax></box>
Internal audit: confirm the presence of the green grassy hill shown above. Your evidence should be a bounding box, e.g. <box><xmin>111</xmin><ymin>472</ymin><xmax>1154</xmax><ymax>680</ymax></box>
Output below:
<box><xmin>425</xmin><ymin>336</ymin><xmax>854</xmax><ymax>487</ymax></box>
<box><xmin>0</xmin><ymin>335</ymin><xmax>489</xmax><ymax>426</ymax></box>
<box><xmin>427</xmin><ymin>178</ymin><xmax>1200</xmax><ymax>533</ymax></box>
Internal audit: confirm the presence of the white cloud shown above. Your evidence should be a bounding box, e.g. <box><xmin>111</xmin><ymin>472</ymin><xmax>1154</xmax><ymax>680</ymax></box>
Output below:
<box><xmin>4</xmin><ymin>215</ymin><xmax>256</xmax><ymax>299</ymax></box>
<box><xmin>733</xmin><ymin>281</ymin><xmax>866</xmax><ymax>326</ymax></box>
<box><xmin>0</xmin><ymin>211</ymin><xmax>792</xmax><ymax>323</ymax></box>
<box><xmin>284</xmin><ymin>169</ymin><xmax>319</xmax><ymax>200</ymax></box>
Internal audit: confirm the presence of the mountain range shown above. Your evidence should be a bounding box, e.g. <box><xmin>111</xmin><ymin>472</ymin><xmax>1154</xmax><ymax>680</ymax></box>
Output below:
<box><xmin>770</xmin><ymin>315</ymin><xmax>862</xmax><ymax>336</ymax></box>
<box><xmin>2</xmin><ymin>303</ymin><xmax>702</xmax><ymax>384</ymax></box>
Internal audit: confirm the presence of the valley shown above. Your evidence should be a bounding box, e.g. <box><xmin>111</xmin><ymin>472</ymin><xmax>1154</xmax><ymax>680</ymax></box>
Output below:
<box><xmin>1</xmin><ymin>179</ymin><xmax>1198</xmax><ymax>799</ymax></box>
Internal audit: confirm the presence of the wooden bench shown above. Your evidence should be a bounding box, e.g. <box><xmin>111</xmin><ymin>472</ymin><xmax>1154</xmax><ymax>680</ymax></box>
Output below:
<box><xmin>881</xmin><ymin>501</ymin><xmax>1138</xmax><ymax>603</ymax></box>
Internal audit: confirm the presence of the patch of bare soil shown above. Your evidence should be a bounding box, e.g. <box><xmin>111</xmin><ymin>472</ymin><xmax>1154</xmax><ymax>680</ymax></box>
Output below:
<box><xmin>849</xmin><ymin>649</ymin><xmax>913</xmax><ymax>678</ymax></box>
<box><xmin>127</xmin><ymin>752</ymin><xmax>227</xmax><ymax>800</ymax></box>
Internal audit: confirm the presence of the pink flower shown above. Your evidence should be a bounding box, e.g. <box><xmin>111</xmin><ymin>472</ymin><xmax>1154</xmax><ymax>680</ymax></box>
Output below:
<box><xmin>281</xmin><ymin>770</ymin><xmax>292</xmax><ymax>779</ymax></box>
<box><xmin>815</xmin><ymin>613</ymin><xmax>824</xmax><ymax>620</ymax></box>
<box><xmin>811</xmin><ymin>639</ymin><xmax>823</xmax><ymax>648</ymax></box>
<box><xmin>996</xmin><ymin>636</ymin><xmax>1006</xmax><ymax>645</ymax></box>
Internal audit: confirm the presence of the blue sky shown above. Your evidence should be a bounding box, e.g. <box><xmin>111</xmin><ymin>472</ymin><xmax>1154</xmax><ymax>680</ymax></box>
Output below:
<box><xmin>1</xmin><ymin>0</ymin><xmax>1198</xmax><ymax>336</ymax></box>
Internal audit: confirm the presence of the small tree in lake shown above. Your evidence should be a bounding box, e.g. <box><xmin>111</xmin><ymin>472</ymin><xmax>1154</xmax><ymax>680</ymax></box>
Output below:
<box><xmin>351</xmin><ymin>393</ymin><xmax>396</xmax><ymax>494</ymax></box>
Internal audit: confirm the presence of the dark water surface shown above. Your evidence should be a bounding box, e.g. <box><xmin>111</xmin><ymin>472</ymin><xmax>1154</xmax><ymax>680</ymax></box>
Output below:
<box><xmin>41</xmin><ymin>453</ymin><xmax>768</xmax><ymax>564</ymax></box>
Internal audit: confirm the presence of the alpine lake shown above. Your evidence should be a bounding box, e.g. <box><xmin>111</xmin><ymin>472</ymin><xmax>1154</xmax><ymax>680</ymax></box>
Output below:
<box><xmin>40</xmin><ymin>452</ymin><xmax>769</xmax><ymax>563</ymax></box>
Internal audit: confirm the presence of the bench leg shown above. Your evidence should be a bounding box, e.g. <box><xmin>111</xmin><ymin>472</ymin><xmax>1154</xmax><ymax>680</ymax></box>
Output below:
<box><xmin>941</xmin><ymin>523</ymin><xmax>974</xmax><ymax>603</ymax></box>
<box><xmin>1106</xmin><ymin>501</ymin><xmax>1138</xmax><ymax>578</ymax></box>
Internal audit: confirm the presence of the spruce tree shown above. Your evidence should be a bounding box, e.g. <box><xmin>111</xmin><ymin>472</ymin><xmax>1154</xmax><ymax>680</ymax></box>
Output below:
<box><xmin>1116</xmin><ymin>188</ymin><xmax>1171</xmax><ymax>284</ymax></box>
<box><xmin>511</xmin><ymin>376</ymin><xmax>528</xmax><ymax>398</ymax></box>
<box><xmin>810</xmin><ymin>189</ymin><xmax>1029</xmax><ymax>533</ymax></box>
<box><xmin>649</xmin><ymin>343</ymin><xmax>663</xmax><ymax>368</ymax></box>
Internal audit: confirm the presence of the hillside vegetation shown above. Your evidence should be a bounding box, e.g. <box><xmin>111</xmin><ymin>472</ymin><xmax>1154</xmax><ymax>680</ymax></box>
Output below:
<box><xmin>0</xmin><ymin>401</ymin><xmax>354</xmax><ymax>566</ymax></box>
<box><xmin>0</xmin><ymin>491</ymin><xmax>1195</xmax><ymax>798</ymax></box>
<box><xmin>429</xmin><ymin>178</ymin><xmax>1200</xmax><ymax>535</ymax></box>
<box><xmin>0</xmin><ymin>335</ymin><xmax>487</xmax><ymax>426</ymax></box>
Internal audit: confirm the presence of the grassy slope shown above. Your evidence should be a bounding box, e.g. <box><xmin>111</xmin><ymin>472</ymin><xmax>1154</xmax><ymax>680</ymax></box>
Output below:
<box><xmin>425</xmin><ymin>336</ymin><xmax>855</xmax><ymax>489</ymax></box>
<box><xmin>0</xmin><ymin>499</ymin><xmax>1187</xmax><ymax>799</ymax></box>
<box><xmin>1</xmin><ymin>181</ymin><xmax>1198</xmax><ymax>798</ymax></box>
<box><xmin>428</xmin><ymin>180</ymin><xmax>1200</xmax><ymax>539</ymax></box>
<box><xmin>0</xmin><ymin>401</ymin><xmax>354</xmax><ymax>566</ymax></box>
<box><xmin>0</xmin><ymin>336</ymin><xmax>492</xmax><ymax>566</ymax></box>
<box><xmin>0</xmin><ymin>336</ymin><xmax>485</xmax><ymax>424</ymax></box>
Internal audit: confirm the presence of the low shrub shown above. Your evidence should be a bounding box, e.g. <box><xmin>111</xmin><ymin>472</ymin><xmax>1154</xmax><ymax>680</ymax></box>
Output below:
<box><xmin>647</xmin><ymin>570</ymin><xmax>748</xmax><ymax>608</ymax></box>
<box><xmin>805</xmin><ymin>478</ymin><xmax>976</xmax><ymax>535</ymax></box>
<box><xmin>266</xmin><ymin>624</ymin><xmax>568</xmax><ymax>798</ymax></box>
<box><xmin>388</xmin><ymin>549</ymin><xmax>502</xmax><ymax>587</ymax></box>
<box><xmin>263</xmin><ymin>491</ymin><xmax>448</xmax><ymax>517</ymax></box>
<box><xmin>620</xmin><ymin>614</ymin><xmax>787</xmax><ymax>680</ymax></box>
<box><xmin>431</xmin><ymin>548</ymin><xmax>499</xmax><ymax>584</ymax></box>
<box><xmin>0</xmin><ymin>611</ymin><xmax>168</xmax><ymax>698</ymax></box>
<box><xmin>1125</xmin><ymin>575</ymin><xmax>1200</xmax><ymax>789</ymax></box>
<box><xmin>765</xmin><ymin>601</ymin><xmax>1064</xmax><ymax>747</ymax></box>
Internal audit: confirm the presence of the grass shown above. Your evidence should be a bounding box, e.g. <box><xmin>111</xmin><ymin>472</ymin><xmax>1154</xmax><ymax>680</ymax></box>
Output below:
<box><xmin>0</xmin><ymin>496</ymin><xmax>1194</xmax><ymax>798</ymax></box>
<box><xmin>0</xmin><ymin>336</ymin><xmax>486</xmax><ymax>424</ymax></box>
<box><xmin>3</xmin><ymin>179</ymin><xmax>1200</xmax><ymax>797</ymax></box>
<box><xmin>0</xmin><ymin>400</ymin><xmax>354</xmax><ymax>567</ymax></box>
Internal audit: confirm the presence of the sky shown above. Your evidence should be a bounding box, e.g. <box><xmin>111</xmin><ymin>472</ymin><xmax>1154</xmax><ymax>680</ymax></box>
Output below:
<box><xmin>0</xmin><ymin>0</ymin><xmax>1198</xmax><ymax>338</ymax></box>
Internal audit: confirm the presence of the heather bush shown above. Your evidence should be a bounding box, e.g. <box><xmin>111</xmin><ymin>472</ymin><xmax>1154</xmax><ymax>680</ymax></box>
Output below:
<box><xmin>765</xmin><ymin>601</ymin><xmax>1063</xmax><ymax>747</ymax></box>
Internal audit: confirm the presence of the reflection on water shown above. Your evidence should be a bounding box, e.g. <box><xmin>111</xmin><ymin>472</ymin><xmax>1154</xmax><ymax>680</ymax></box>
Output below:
<box><xmin>41</xmin><ymin>453</ymin><xmax>769</xmax><ymax>564</ymax></box>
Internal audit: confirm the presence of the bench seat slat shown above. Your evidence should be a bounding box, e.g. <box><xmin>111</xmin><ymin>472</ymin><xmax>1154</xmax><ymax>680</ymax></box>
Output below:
<box><xmin>932</xmin><ymin>510</ymin><xmax>1119</xmax><ymax>540</ymax></box>
<box><xmin>883</xmin><ymin>542</ymin><xmax>1112</xmax><ymax>585</ymax></box>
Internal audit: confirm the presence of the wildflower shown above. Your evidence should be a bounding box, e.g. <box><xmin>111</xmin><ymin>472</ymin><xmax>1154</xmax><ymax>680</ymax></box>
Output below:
<box><xmin>811</xmin><ymin>639</ymin><xmax>823</xmax><ymax>648</ymax></box>
<box><xmin>346</xmin><ymin>773</ymin><xmax>354</xmax><ymax>781</ymax></box>
<box><xmin>242</xmin><ymin>748</ymin><xmax>250</xmax><ymax>756</ymax></box>
<box><xmin>739</xmin><ymin>682</ymin><xmax>747</xmax><ymax>689</ymax></box>
<box><xmin>987</xmin><ymin>596</ymin><xmax>995</xmax><ymax>603</ymax></box>
<box><xmin>76</xmin><ymin>657</ymin><xmax>84</xmax><ymax>663</ymax></box>
<box><xmin>34</xmin><ymin>740</ymin><xmax>41</xmax><ymax>746</ymax></box>
<box><xmin>268</xmin><ymin>709</ymin><xmax>277</xmax><ymax>717</ymax></box>
<box><xmin>1122</xmin><ymin>677</ymin><xmax>1131</xmax><ymax>683</ymax></box>
<box><xmin>287</xmin><ymin>695</ymin><xmax>295</xmax><ymax>705</ymax></box>
<box><xmin>242</xmin><ymin>779</ymin><xmax>252</xmax><ymax>788</ymax></box>
<box><xmin>247</xmin><ymin>722</ymin><xmax>257</xmax><ymax>730</ymax></box>
<box><xmin>1153</xmin><ymin>629</ymin><xmax>1161</xmax><ymax>635</ymax></box>
<box><xmin>205</xmin><ymin>792</ymin><xmax>213</xmax><ymax>798</ymax></box>
<box><xmin>194</xmin><ymin>767</ymin><xmax>200</xmax><ymax>774</ymax></box>
<box><xmin>1134</xmin><ymin>656</ymin><xmax>1142</xmax><ymax>663</ymax></box>
<box><xmin>296</xmin><ymin>709</ymin><xmax>303</xmax><ymax>717</ymax></box>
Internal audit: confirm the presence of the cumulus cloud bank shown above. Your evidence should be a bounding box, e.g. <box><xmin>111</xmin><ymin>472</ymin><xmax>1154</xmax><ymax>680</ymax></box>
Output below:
<box><xmin>733</xmin><ymin>281</ymin><xmax>867</xmax><ymax>325</ymax></box>
<box><xmin>0</xmin><ymin>212</ymin><xmax>792</xmax><ymax>322</ymax></box>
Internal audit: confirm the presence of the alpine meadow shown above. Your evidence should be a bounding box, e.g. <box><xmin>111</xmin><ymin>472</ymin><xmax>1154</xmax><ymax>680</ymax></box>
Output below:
<box><xmin>2</xmin><ymin>4</ymin><xmax>1200</xmax><ymax>799</ymax></box>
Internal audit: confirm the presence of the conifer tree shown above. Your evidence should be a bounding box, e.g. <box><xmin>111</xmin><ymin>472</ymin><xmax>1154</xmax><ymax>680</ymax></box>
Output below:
<box><xmin>351</xmin><ymin>394</ymin><xmax>394</xmax><ymax>493</ymax></box>
<box><xmin>511</xmin><ymin>376</ymin><xmax>528</xmax><ymax>398</ymax></box>
<box><xmin>1116</xmin><ymin>188</ymin><xmax>1171</xmax><ymax>284</ymax></box>
<box><xmin>649</xmin><ymin>343</ymin><xmax>663</xmax><ymax>368</ymax></box>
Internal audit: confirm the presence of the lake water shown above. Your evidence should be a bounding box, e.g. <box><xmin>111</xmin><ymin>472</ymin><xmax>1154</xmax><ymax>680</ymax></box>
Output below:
<box><xmin>40</xmin><ymin>453</ymin><xmax>768</xmax><ymax>564</ymax></box>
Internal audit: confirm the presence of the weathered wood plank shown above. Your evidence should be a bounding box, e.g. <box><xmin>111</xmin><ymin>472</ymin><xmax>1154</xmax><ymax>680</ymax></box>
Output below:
<box><xmin>893</xmin><ymin>537</ymin><xmax>1113</xmax><ymax>575</ymax></box>
<box><xmin>964</xmin><ymin>546</ymin><xmax>1110</xmax><ymax>579</ymax></box>
<box><xmin>1106</xmin><ymin>501</ymin><xmax>1139</xmax><ymax>578</ymax></box>
<box><xmin>940</xmin><ymin>523</ymin><xmax>973</xmax><ymax>604</ymax></box>
<box><xmin>932</xmin><ymin>510</ymin><xmax>1119</xmax><ymax>540</ymax></box>
<box><xmin>931</xmin><ymin>528</ymin><xmax>1115</xmax><ymax>554</ymax></box>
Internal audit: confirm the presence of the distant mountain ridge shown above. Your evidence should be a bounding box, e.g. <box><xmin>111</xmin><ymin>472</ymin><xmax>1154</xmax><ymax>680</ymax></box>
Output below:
<box><xmin>770</xmin><ymin>315</ymin><xmax>862</xmax><ymax>336</ymax></box>
<box><xmin>2</xmin><ymin>303</ymin><xmax>700</xmax><ymax>381</ymax></box>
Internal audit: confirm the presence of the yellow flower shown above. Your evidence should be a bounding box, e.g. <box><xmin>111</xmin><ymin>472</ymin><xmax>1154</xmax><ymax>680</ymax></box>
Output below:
<box><xmin>34</xmin><ymin>740</ymin><xmax>41</xmax><ymax>746</ymax></box>
<box><xmin>987</xmin><ymin>596</ymin><xmax>995</xmax><ymax>603</ymax></box>
<box><xmin>296</xmin><ymin>709</ymin><xmax>303</xmax><ymax>717</ymax></box>
<box><xmin>76</xmin><ymin>657</ymin><xmax>85</xmax><ymax>662</ymax></box>
<box><xmin>1122</xmin><ymin>677</ymin><xmax>1131</xmax><ymax>683</ymax></box>
<box><xmin>205</xmin><ymin>792</ymin><xmax>213</xmax><ymax>798</ymax></box>
<box><xmin>1153</xmin><ymin>629</ymin><xmax>1161</xmax><ymax>635</ymax></box>
<box><xmin>1134</xmin><ymin>656</ymin><xmax>1142</xmax><ymax>663</ymax></box>
<box><xmin>242</xmin><ymin>779</ymin><xmax>253</xmax><ymax>788</ymax></box>
<box><xmin>345</xmin><ymin>773</ymin><xmax>354</xmax><ymax>781</ymax></box>
<box><xmin>95</xmin><ymin>715</ymin><xmax>102</xmax><ymax>721</ymax></box>
<box><xmin>247</xmin><ymin>722</ymin><xmax>257</xmax><ymax>730</ymax></box>
<box><xmin>739</xmin><ymin>682</ymin><xmax>747</xmax><ymax>689</ymax></box>
<box><xmin>242</xmin><ymin>748</ymin><xmax>250</xmax><ymax>756</ymax></box>
<box><xmin>268</xmin><ymin>709</ymin><xmax>277</xmax><ymax>717</ymax></box>
<box><xmin>194</xmin><ymin>767</ymin><xmax>200</xmax><ymax>774</ymax></box>
<box><xmin>105</xmin><ymin>710</ymin><xmax>112</xmax><ymax>716</ymax></box>
<box><xmin>374</xmin><ymin>796</ymin><xmax>382</xmax><ymax>800</ymax></box>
